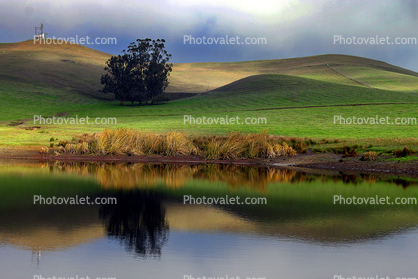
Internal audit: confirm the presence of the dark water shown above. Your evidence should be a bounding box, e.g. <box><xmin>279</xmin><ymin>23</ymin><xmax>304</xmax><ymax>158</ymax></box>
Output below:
<box><xmin>1</xmin><ymin>162</ymin><xmax>418</xmax><ymax>279</ymax></box>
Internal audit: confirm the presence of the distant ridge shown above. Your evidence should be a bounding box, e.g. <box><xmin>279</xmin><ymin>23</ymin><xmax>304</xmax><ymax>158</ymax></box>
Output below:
<box><xmin>1</xmin><ymin>41</ymin><xmax>418</xmax><ymax>100</ymax></box>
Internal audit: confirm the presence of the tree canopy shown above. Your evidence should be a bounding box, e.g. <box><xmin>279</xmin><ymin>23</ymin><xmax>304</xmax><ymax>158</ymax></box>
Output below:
<box><xmin>101</xmin><ymin>38</ymin><xmax>172</xmax><ymax>106</ymax></box>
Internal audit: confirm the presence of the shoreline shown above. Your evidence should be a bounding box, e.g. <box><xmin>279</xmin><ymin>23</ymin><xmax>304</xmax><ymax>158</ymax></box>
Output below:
<box><xmin>1</xmin><ymin>146</ymin><xmax>417</xmax><ymax>179</ymax></box>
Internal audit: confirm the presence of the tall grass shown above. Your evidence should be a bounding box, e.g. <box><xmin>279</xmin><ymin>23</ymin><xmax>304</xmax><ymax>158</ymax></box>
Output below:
<box><xmin>200</xmin><ymin>131</ymin><xmax>296</xmax><ymax>159</ymax></box>
<box><xmin>59</xmin><ymin>128</ymin><xmax>296</xmax><ymax>159</ymax></box>
<box><xmin>63</xmin><ymin>128</ymin><xmax>198</xmax><ymax>156</ymax></box>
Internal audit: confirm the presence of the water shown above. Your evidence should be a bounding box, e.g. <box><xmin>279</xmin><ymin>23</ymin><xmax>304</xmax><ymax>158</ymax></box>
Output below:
<box><xmin>1</xmin><ymin>162</ymin><xmax>417</xmax><ymax>279</ymax></box>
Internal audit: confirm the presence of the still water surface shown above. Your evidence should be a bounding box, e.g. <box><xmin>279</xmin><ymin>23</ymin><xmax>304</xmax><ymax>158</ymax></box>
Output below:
<box><xmin>0</xmin><ymin>162</ymin><xmax>417</xmax><ymax>279</ymax></box>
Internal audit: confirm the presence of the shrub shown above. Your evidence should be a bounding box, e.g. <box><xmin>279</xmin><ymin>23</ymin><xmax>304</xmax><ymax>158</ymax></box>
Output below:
<box><xmin>163</xmin><ymin>132</ymin><xmax>198</xmax><ymax>156</ymax></box>
<box><xmin>295</xmin><ymin>141</ymin><xmax>308</xmax><ymax>153</ymax></box>
<box><xmin>39</xmin><ymin>147</ymin><xmax>49</xmax><ymax>155</ymax></box>
<box><xmin>204</xmin><ymin>139</ymin><xmax>220</xmax><ymax>160</ymax></box>
<box><xmin>58</xmin><ymin>140</ymin><xmax>69</xmax><ymax>147</ymax></box>
<box><xmin>347</xmin><ymin>148</ymin><xmax>358</xmax><ymax>157</ymax></box>
<box><xmin>361</xmin><ymin>151</ymin><xmax>378</xmax><ymax>161</ymax></box>
<box><xmin>341</xmin><ymin>146</ymin><xmax>357</xmax><ymax>157</ymax></box>
<box><xmin>394</xmin><ymin>146</ymin><xmax>412</xmax><ymax>157</ymax></box>
<box><xmin>64</xmin><ymin>144</ymin><xmax>78</xmax><ymax>154</ymax></box>
<box><xmin>304</xmin><ymin>138</ymin><xmax>317</xmax><ymax>146</ymax></box>
<box><xmin>57</xmin><ymin>129</ymin><xmax>297</xmax><ymax>159</ymax></box>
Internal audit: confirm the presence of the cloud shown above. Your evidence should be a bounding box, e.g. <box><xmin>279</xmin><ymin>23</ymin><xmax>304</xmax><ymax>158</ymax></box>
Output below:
<box><xmin>1</xmin><ymin>0</ymin><xmax>418</xmax><ymax>71</ymax></box>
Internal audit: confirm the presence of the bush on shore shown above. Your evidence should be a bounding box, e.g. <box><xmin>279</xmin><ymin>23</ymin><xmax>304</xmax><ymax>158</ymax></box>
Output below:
<box><xmin>58</xmin><ymin>128</ymin><xmax>297</xmax><ymax>159</ymax></box>
<box><xmin>360</xmin><ymin>151</ymin><xmax>378</xmax><ymax>161</ymax></box>
<box><xmin>394</xmin><ymin>146</ymin><xmax>412</xmax><ymax>158</ymax></box>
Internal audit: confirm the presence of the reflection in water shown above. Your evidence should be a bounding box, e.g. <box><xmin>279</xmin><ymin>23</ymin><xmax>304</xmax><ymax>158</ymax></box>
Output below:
<box><xmin>49</xmin><ymin>162</ymin><xmax>418</xmax><ymax>190</ymax></box>
<box><xmin>1</xmin><ymin>161</ymin><xmax>418</xmax><ymax>260</ymax></box>
<box><xmin>99</xmin><ymin>191</ymin><xmax>169</xmax><ymax>258</ymax></box>
<box><xmin>52</xmin><ymin>162</ymin><xmax>300</xmax><ymax>191</ymax></box>
<box><xmin>1</xmin><ymin>162</ymin><xmax>418</xmax><ymax>279</ymax></box>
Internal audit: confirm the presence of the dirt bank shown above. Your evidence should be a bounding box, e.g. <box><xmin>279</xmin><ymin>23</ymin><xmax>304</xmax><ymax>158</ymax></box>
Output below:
<box><xmin>1</xmin><ymin>146</ymin><xmax>417</xmax><ymax>178</ymax></box>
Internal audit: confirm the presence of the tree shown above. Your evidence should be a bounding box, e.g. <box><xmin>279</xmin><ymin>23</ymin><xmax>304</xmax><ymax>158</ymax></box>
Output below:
<box><xmin>100</xmin><ymin>38</ymin><xmax>173</xmax><ymax>106</ymax></box>
<box><xmin>100</xmin><ymin>54</ymin><xmax>135</xmax><ymax>106</ymax></box>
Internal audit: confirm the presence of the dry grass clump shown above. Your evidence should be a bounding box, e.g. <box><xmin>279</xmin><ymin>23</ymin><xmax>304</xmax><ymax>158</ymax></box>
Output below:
<box><xmin>202</xmin><ymin>131</ymin><xmax>296</xmax><ymax>160</ymax></box>
<box><xmin>294</xmin><ymin>141</ymin><xmax>308</xmax><ymax>153</ymax></box>
<box><xmin>394</xmin><ymin>146</ymin><xmax>412</xmax><ymax>158</ymax></box>
<box><xmin>39</xmin><ymin>147</ymin><xmax>49</xmax><ymax>155</ymax></box>
<box><xmin>360</xmin><ymin>151</ymin><xmax>378</xmax><ymax>161</ymax></box>
<box><xmin>94</xmin><ymin>128</ymin><xmax>144</xmax><ymax>155</ymax></box>
<box><xmin>162</xmin><ymin>132</ymin><xmax>198</xmax><ymax>156</ymax></box>
<box><xmin>335</xmin><ymin>145</ymin><xmax>358</xmax><ymax>157</ymax></box>
<box><xmin>59</xmin><ymin>128</ymin><xmax>197</xmax><ymax>156</ymax></box>
<box><xmin>58</xmin><ymin>129</ymin><xmax>296</xmax><ymax>159</ymax></box>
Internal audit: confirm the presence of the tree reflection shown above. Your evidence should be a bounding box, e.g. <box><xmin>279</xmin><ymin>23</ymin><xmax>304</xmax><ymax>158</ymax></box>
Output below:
<box><xmin>50</xmin><ymin>162</ymin><xmax>418</xmax><ymax>190</ymax></box>
<box><xmin>99</xmin><ymin>190</ymin><xmax>169</xmax><ymax>258</ymax></box>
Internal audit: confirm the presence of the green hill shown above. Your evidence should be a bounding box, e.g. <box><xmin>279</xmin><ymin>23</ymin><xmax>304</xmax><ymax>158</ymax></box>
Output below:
<box><xmin>169</xmin><ymin>54</ymin><xmax>418</xmax><ymax>93</ymax></box>
<box><xmin>1</xmin><ymin>41</ymin><xmax>418</xmax><ymax>146</ymax></box>
<box><xmin>2</xmin><ymin>41</ymin><xmax>418</xmax><ymax>98</ymax></box>
<box><xmin>0</xmin><ymin>40</ymin><xmax>111</xmax><ymax>98</ymax></box>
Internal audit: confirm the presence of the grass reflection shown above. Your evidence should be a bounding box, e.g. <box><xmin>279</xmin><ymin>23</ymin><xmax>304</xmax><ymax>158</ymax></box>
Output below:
<box><xmin>50</xmin><ymin>162</ymin><xmax>418</xmax><ymax>191</ymax></box>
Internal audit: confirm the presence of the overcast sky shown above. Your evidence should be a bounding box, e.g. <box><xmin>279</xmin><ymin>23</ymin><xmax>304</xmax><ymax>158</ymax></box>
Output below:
<box><xmin>1</xmin><ymin>0</ymin><xmax>418</xmax><ymax>71</ymax></box>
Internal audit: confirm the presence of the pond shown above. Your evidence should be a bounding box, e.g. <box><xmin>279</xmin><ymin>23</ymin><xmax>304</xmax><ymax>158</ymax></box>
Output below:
<box><xmin>0</xmin><ymin>161</ymin><xmax>417</xmax><ymax>279</ymax></box>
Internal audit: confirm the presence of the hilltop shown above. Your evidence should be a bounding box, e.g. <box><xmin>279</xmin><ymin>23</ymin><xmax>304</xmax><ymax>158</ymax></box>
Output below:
<box><xmin>1</xmin><ymin>41</ymin><xmax>418</xmax><ymax>149</ymax></box>
<box><xmin>2</xmin><ymin>41</ymin><xmax>418</xmax><ymax>98</ymax></box>
<box><xmin>0</xmin><ymin>40</ymin><xmax>111</xmax><ymax>99</ymax></box>
<box><xmin>169</xmin><ymin>54</ymin><xmax>418</xmax><ymax>93</ymax></box>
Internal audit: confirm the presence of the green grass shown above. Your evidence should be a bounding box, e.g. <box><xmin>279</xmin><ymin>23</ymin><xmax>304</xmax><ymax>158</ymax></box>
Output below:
<box><xmin>1</xmin><ymin>42</ymin><xmax>418</xmax><ymax>150</ymax></box>
<box><xmin>384</xmin><ymin>156</ymin><xmax>418</xmax><ymax>162</ymax></box>
<box><xmin>2</xmin><ymin>75</ymin><xmax>417</xmax><ymax>149</ymax></box>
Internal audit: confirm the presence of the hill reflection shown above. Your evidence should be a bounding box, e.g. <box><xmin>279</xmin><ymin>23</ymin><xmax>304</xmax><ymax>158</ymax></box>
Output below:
<box><xmin>1</xmin><ymin>161</ymin><xmax>418</xmax><ymax>258</ymax></box>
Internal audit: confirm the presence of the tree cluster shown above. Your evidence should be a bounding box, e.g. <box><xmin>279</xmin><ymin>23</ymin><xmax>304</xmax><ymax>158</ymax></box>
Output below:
<box><xmin>100</xmin><ymin>38</ymin><xmax>173</xmax><ymax>106</ymax></box>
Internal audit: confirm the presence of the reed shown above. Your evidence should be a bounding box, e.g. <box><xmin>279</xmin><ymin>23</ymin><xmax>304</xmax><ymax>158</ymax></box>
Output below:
<box><xmin>59</xmin><ymin>129</ymin><xmax>296</xmax><ymax>159</ymax></box>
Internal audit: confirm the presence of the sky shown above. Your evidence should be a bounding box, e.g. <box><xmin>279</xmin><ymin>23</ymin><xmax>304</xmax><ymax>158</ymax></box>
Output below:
<box><xmin>1</xmin><ymin>0</ymin><xmax>418</xmax><ymax>71</ymax></box>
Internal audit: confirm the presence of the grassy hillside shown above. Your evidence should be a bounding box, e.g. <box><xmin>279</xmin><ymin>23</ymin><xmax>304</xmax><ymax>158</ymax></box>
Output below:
<box><xmin>169</xmin><ymin>54</ymin><xmax>418</xmax><ymax>93</ymax></box>
<box><xmin>2</xmin><ymin>41</ymin><xmax>418</xmax><ymax>96</ymax></box>
<box><xmin>0</xmin><ymin>41</ymin><xmax>110</xmax><ymax>121</ymax></box>
<box><xmin>0</xmin><ymin>40</ymin><xmax>110</xmax><ymax>94</ymax></box>
<box><xmin>0</xmin><ymin>41</ymin><xmax>417</xmax><ymax>148</ymax></box>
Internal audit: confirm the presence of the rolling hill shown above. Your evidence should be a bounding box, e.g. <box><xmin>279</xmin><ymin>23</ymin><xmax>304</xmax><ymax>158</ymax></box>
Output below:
<box><xmin>2</xmin><ymin>40</ymin><xmax>418</xmax><ymax>98</ymax></box>
<box><xmin>1</xmin><ymin>40</ymin><xmax>418</xmax><ymax>146</ymax></box>
<box><xmin>0</xmin><ymin>40</ymin><xmax>111</xmax><ymax>99</ymax></box>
